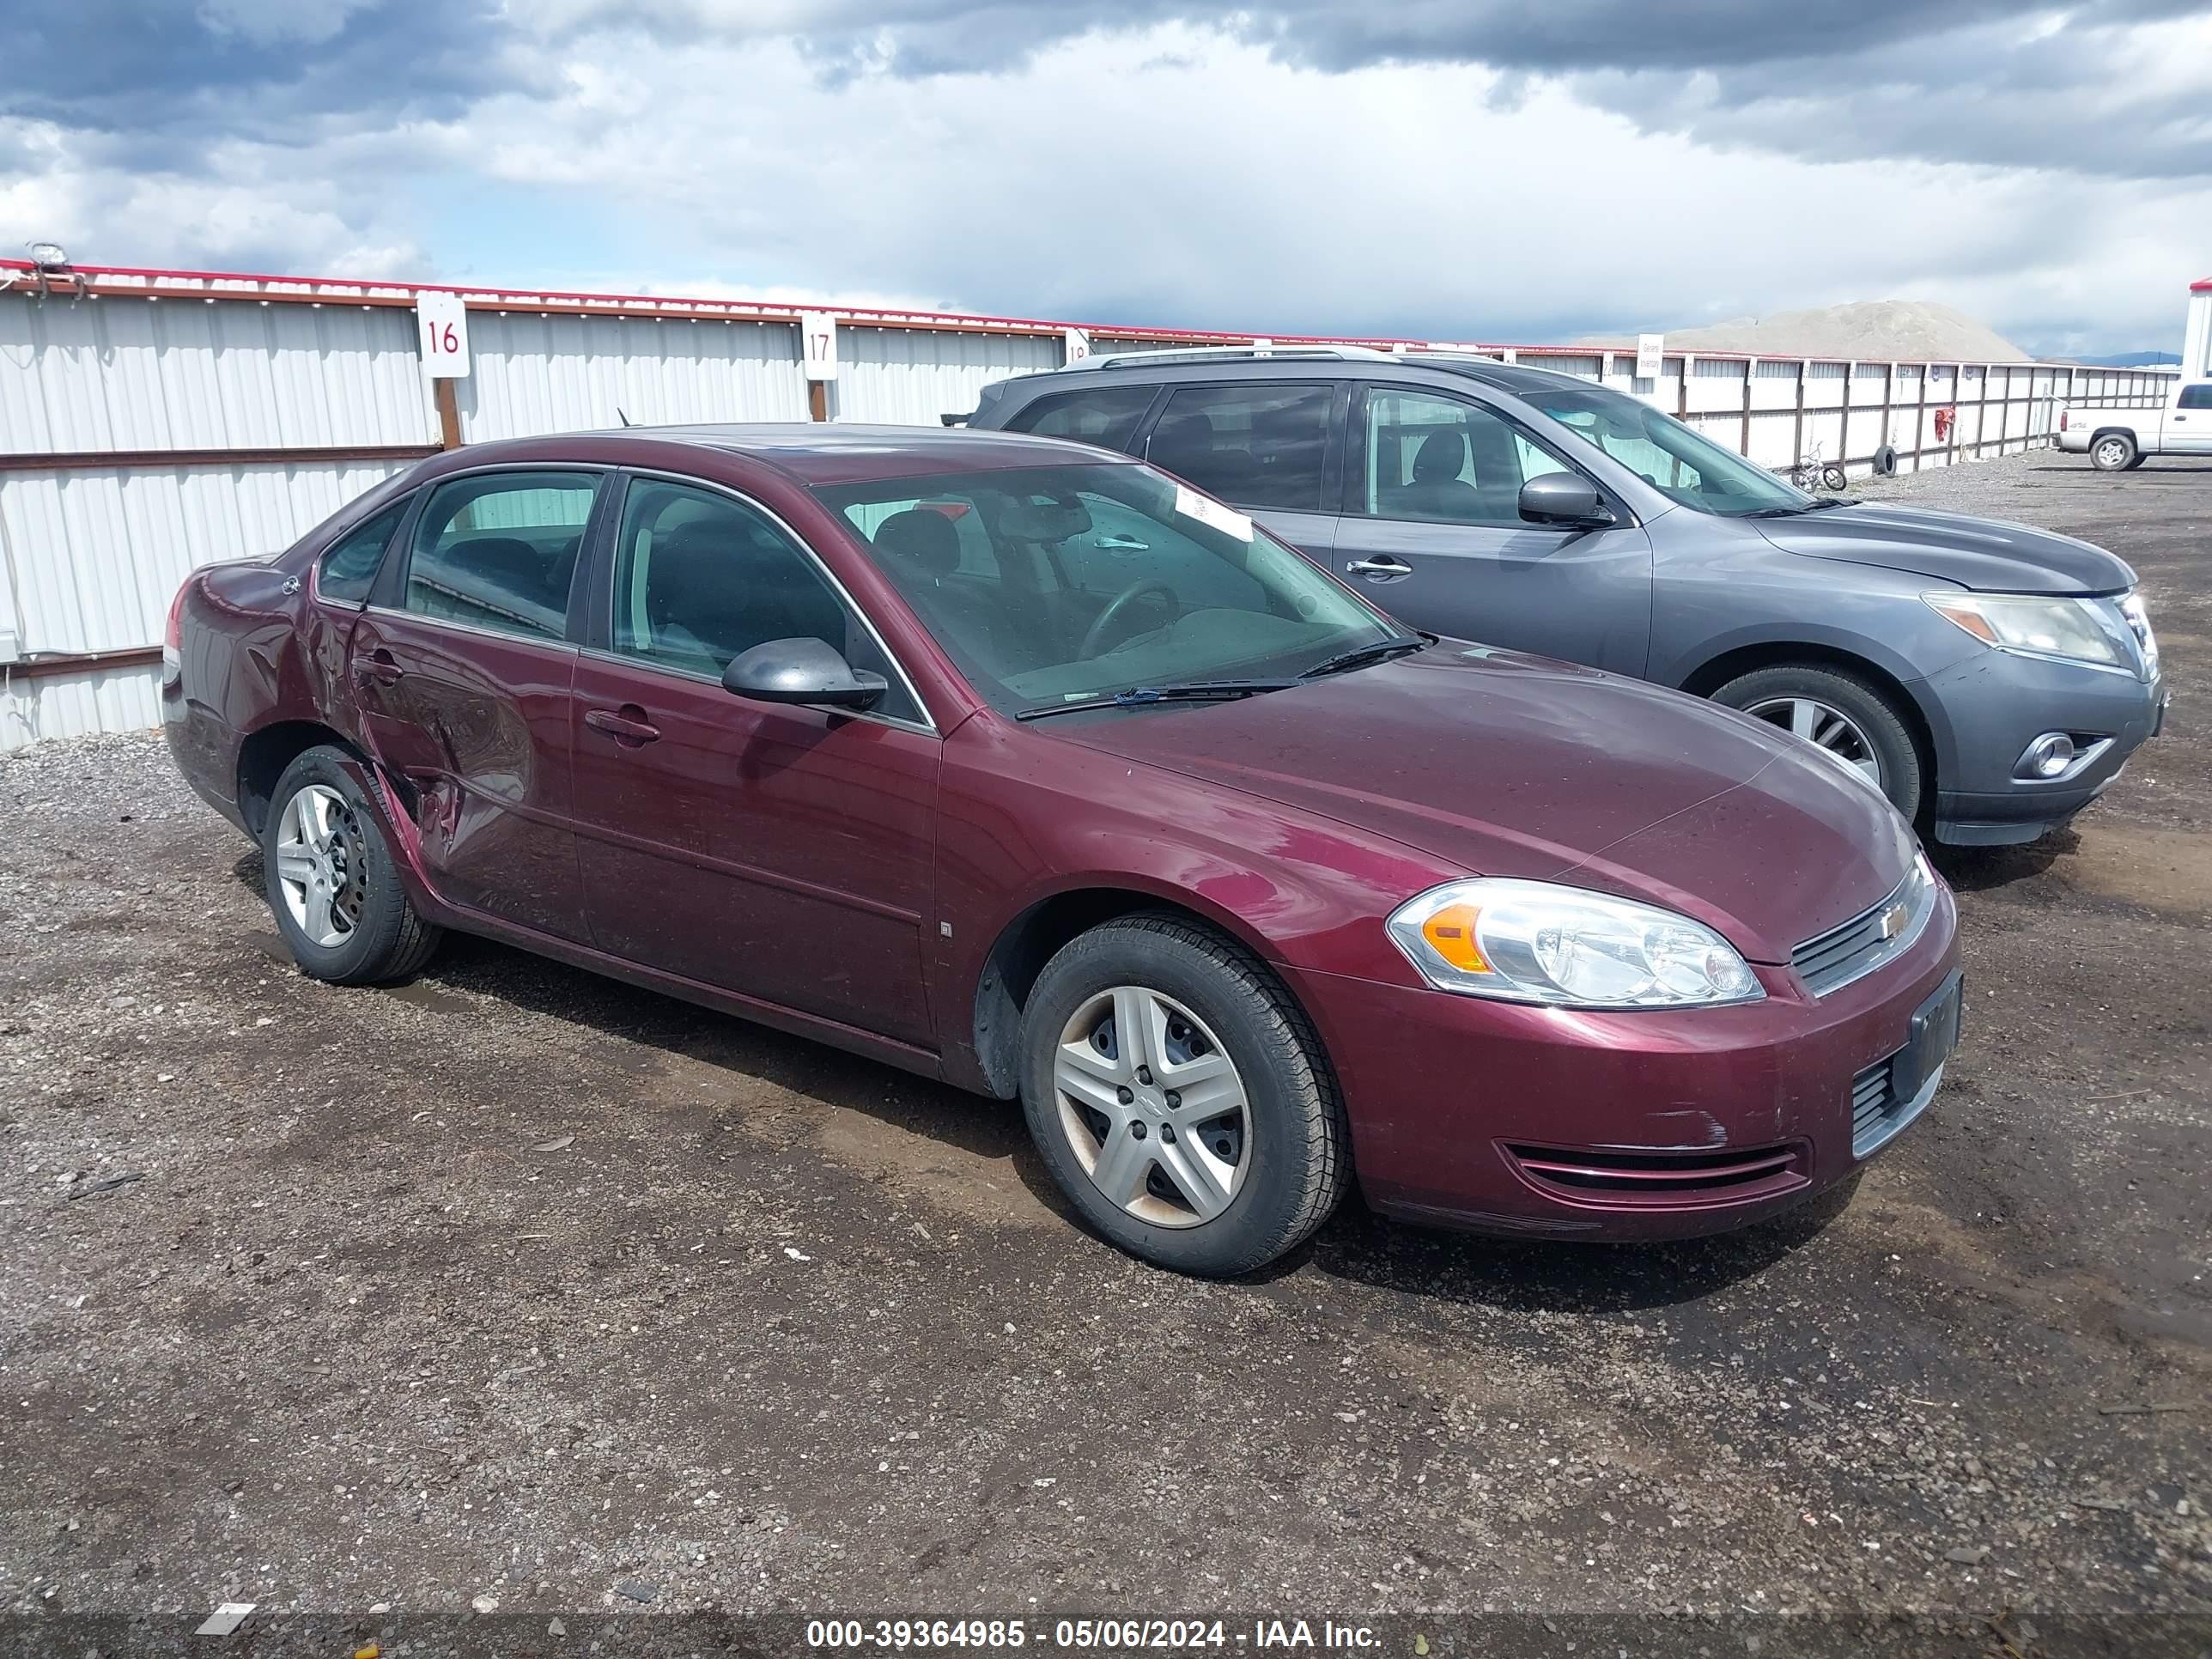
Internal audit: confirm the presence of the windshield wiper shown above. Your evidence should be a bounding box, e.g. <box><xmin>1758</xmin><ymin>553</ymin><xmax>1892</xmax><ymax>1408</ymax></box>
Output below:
<box><xmin>1014</xmin><ymin>680</ymin><xmax>1297</xmax><ymax>722</ymax></box>
<box><xmin>1297</xmin><ymin>634</ymin><xmax>1431</xmax><ymax>679</ymax></box>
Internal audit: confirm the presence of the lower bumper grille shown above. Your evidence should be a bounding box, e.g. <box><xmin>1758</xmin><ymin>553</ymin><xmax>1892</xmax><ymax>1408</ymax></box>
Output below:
<box><xmin>1503</xmin><ymin>1142</ymin><xmax>1810</xmax><ymax>1209</ymax></box>
<box><xmin>1850</xmin><ymin>1049</ymin><xmax>1940</xmax><ymax>1158</ymax></box>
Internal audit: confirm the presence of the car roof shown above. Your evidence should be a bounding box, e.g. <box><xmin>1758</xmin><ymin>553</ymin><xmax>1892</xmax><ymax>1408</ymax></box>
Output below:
<box><xmin>460</xmin><ymin>422</ymin><xmax>1127</xmax><ymax>486</ymax></box>
<box><xmin>1001</xmin><ymin>353</ymin><xmax>1598</xmax><ymax>402</ymax></box>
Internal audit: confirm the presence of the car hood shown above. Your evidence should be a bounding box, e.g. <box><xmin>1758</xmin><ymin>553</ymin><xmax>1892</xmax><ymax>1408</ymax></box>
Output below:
<box><xmin>1752</xmin><ymin>501</ymin><xmax>2134</xmax><ymax>595</ymax></box>
<box><xmin>1050</xmin><ymin>645</ymin><xmax>1918</xmax><ymax>963</ymax></box>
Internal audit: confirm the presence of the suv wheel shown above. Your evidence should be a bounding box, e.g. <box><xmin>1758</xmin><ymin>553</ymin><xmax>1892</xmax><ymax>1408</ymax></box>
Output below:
<box><xmin>1019</xmin><ymin>915</ymin><xmax>1347</xmax><ymax>1276</ymax></box>
<box><xmin>264</xmin><ymin>745</ymin><xmax>441</xmax><ymax>984</ymax></box>
<box><xmin>1712</xmin><ymin>665</ymin><xmax>1923</xmax><ymax>823</ymax></box>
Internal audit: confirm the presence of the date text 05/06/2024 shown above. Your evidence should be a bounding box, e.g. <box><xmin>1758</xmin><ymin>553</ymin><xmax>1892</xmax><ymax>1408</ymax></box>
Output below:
<box><xmin>805</xmin><ymin>1619</ymin><xmax>1382</xmax><ymax>1650</ymax></box>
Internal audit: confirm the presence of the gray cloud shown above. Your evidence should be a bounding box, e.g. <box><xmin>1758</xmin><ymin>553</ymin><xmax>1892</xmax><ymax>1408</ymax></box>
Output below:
<box><xmin>0</xmin><ymin>0</ymin><xmax>521</xmax><ymax>143</ymax></box>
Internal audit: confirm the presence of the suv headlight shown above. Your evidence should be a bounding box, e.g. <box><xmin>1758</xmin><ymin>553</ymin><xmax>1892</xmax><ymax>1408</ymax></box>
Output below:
<box><xmin>1386</xmin><ymin>879</ymin><xmax>1765</xmax><ymax>1008</ymax></box>
<box><xmin>1923</xmin><ymin>592</ymin><xmax>2132</xmax><ymax>670</ymax></box>
<box><xmin>2119</xmin><ymin>590</ymin><xmax>2159</xmax><ymax>678</ymax></box>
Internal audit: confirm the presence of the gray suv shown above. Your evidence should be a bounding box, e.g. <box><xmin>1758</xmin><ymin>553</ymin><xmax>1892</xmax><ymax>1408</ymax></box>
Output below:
<box><xmin>966</xmin><ymin>347</ymin><xmax>2166</xmax><ymax>846</ymax></box>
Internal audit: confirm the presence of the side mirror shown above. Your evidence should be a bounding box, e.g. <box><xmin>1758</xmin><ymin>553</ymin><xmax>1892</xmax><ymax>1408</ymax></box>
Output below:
<box><xmin>1519</xmin><ymin>473</ymin><xmax>1615</xmax><ymax>528</ymax></box>
<box><xmin>722</xmin><ymin>637</ymin><xmax>886</xmax><ymax>711</ymax></box>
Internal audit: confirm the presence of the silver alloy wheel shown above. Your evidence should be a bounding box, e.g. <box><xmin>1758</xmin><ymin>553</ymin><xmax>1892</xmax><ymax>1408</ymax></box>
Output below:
<box><xmin>1743</xmin><ymin>696</ymin><xmax>1885</xmax><ymax>791</ymax></box>
<box><xmin>1053</xmin><ymin>985</ymin><xmax>1251</xmax><ymax>1229</ymax></box>
<box><xmin>274</xmin><ymin>782</ymin><xmax>366</xmax><ymax>949</ymax></box>
<box><xmin>2093</xmin><ymin>436</ymin><xmax>2130</xmax><ymax>469</ymax></box>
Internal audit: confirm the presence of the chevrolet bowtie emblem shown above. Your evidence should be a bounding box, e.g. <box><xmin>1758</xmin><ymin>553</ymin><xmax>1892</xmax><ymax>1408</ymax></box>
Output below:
<box><xmin>1879</xmin><ymin>902</ymin><xmax>1909</xmax><ymax>940</ymax></box>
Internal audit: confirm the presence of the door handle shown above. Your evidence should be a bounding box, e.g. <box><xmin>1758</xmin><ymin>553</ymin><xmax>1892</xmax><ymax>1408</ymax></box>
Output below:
<box><xmin>585</xmin><ymin>705</ymin><xmax>662</xmax><ymax>746</ymax></box>
<box><xmin>356</xmin><ymin>649</ymin><xmax>404</xmax><ymax>688</ymax></box>
<box><xmin>1344</xmin><ymin>555</ymin><xmax>1413</xmax><ymax>580</ymax></box>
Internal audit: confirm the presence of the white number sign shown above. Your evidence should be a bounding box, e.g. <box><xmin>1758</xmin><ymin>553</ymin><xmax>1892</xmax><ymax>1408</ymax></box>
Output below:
<box><xmin>1064</xmin><ymin>327</ymin><xmax>1092</xmax><ymax>365</ymax></box>
<box><xmin>416</xmin><ymin>292</ymin><xmax>471</xmax><ymax>380</ymax></box>
<box><xmin>800</xmin><ymin>312</ymin><xmax>839</xmax><ymax>382</ymax></box>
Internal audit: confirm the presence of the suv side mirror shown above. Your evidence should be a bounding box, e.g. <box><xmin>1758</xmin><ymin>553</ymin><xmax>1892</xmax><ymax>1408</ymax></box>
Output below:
<box><xmin>722</xmin><ymin>637</ymin><xmax>886</xmax><ymax>710</ymax></box>
<box><xmin>1519</xmin><ymin>473</ymin><xmax>1616</xmax><ymax>528</ymax></box>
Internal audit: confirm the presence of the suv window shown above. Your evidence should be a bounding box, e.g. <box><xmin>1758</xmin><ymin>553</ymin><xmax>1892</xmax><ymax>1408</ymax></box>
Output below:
<box><xmin>2179</xmin><ymin>384</ymin><xmax>2212</xmax><ymax>410</ymax></box>
<box><xmin>317</xmin><ymin>501</ymin><xmax>407</xmax><ymax>605</ymax></box>
<box><xmin>404</xmin><ymin>472</ymin><xmax>597</xmax><ymax>641</ymax></box>
<box><xmin>612</xmin><ymin>480</ymin><xmax>921</xmax><ymax>723</ymax></box>
<box><xmin>1357</xmin><ymin>390</ymin><xmax>1570</xmax><ymax>528</ymax></box>
<box><xmin>1004</xmin><ymin>386</ymin><xmax>1158</xmax><ymax>452</ymax></box>
<box><xmin>1144</xmin><ymin>383</ymin><xmax>1333</xmax><ymax>512</ymax></box>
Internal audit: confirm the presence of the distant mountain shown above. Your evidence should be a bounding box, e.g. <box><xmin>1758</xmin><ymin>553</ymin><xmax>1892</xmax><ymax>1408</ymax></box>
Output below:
<box><xmin>1583</xmin><ymin>300</ymin><xmax>2029</xmax><ymax>363</ymax></box>
<box><xmin>2060</xmin><ymin>350</ymin><xmax>2181</xmax><ymax>368</ymax></box>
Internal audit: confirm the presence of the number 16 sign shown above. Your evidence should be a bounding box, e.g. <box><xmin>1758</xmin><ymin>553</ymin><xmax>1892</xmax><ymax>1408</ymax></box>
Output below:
<box><xmin>416</xmin><ymin>292</ymin><xmax>471</xmax><ymax>380</ymax></box>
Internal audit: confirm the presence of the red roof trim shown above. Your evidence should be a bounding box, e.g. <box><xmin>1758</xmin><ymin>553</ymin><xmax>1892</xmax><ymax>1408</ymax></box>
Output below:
<box><xmin>2192</xmin><ymin>276</ymin><xmax>2212</xmax><ymax>292</ymax></box>
<box><xmin>0</xmin><ymin>258</ymin><xmax>2172</xmax><ymax>369</ymax></box>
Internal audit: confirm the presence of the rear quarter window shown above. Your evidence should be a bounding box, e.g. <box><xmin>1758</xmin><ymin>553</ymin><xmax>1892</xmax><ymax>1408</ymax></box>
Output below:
<box><xmin>1002</xmin><ymin>385</ymin><xmax>1158</xmax><ymax>452</ymax></box>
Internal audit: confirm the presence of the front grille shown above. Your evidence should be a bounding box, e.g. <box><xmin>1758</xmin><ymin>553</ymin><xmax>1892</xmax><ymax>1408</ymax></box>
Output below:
<box><xmin>1792</xmin><ymin>860</ymin><xmax>1939</xmax><ymax>998</ymax></box>
<box><xmin>1503</xmin><ymin>1142</ymin><xmax>1809</xmax><ymax>1208</ymax></box>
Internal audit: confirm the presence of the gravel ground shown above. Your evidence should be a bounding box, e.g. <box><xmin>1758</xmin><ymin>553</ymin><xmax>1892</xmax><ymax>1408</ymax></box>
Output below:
<box><xmin>2</xmin><ymin>448</ymin><xmax>2207</xmax><ymax>1648</ymax></box>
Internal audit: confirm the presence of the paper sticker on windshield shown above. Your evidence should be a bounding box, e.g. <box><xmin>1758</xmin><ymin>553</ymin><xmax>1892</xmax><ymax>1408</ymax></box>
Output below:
<box><xmin>1174</xmin><ymin>485</ymin><xmax>1253</xmax><ymax>542</ymax></box>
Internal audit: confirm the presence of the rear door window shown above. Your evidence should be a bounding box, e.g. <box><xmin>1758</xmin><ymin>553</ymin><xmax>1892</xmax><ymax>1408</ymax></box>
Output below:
<box><xmin>2179</xmin><ymin>384</ymin><xmax>2212</xmax><ymax>410</ymax></box>
<box><xmin>316</xmin><ymin>501</ymin><xmax>408</xmax><ymax>605</ymax></box>
<box><xmin>401</xmin><ymin>472</ymin><xmax>598</xmax><ymax>641</ymax></box>
<box><xmin>1143</xmin><ymin>382</ymin><xmax>1334</xmax><ymax>512</ymax></box>
<box><xmin>1002</xmin><ymin>386</ymin><xmax>1159</xmax><ymax>452</ymax></box>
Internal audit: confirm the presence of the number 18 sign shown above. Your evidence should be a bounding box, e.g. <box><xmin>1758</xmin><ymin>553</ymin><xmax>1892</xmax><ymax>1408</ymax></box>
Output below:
<box><xmin>416</xmin><ymin>292</ymin><xmax>471</xmax><ymax>380</ymax></box>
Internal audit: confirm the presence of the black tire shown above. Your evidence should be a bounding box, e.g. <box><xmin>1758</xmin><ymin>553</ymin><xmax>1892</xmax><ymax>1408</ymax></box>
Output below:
<box><xmin>1018</xmin><ymin>914</ymin><xmax>1348</xmax><ymax>1276</ymax></box>
<box><xmin>263</xmin><ymin>744</ymin><xmax>441</xmax><ymax>985</ymax></box>
<box><xmin>1711</xmin><ymin>664</ymin><xmax>1924</xmax><ymax>823</ymax></box>
<box><xmin>1872</xmin><ymin>444</ymin><xmax>1898</xmax><ymax>477</ymax></box>
<box><xmin>2124</xmin><ymin>453</ymin><xmax>2148</xmax><ymax>471</ymax></box>
<box><xmin>2089</xmin><ymin>432</ymin><xmax>2137</xmax><ymax>471</ymax></box>
<box><xmin>1820</xmin><ymin>462</ymin><xmax>1849</xmax><ymax>493</ymax></box>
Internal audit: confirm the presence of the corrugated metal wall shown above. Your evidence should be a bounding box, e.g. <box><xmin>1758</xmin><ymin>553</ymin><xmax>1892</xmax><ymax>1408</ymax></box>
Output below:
<box><xmin>833</xmin><ymin>327</ymin><xmax>1061</xmax><ymax>425</ymax></box>
<box><xmin>459</xmin><ymin>311</ymin><xmax>807</xmax><ymax>439</ymax></box>
<box><xmin>0</xmin><ymin>273</ymin><xmax>2181</xmax><ymax>750</ymax></box>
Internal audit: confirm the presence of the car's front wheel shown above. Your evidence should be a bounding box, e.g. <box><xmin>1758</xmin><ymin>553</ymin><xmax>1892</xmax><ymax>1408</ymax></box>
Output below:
<box><xmin>264</xmin><ymin>745</ymin><xmax>441</xmax><ymax>984</ymax></box>
<box><xmin>1019</xmin><ymin>915</ymin><xmax>1347</xmax><ymax>1276</ymax></box>
<box><xmin>1712</xmin><ymin>664</ymin><xmax>1924</xmax><ymax>823</ymax></box>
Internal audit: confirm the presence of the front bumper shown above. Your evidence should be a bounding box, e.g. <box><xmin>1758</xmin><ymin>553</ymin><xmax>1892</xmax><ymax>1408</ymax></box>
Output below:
<box><xmin>1286</xmin><ymin>884</ymin><xmax>1961</xmax><ymax>1241</ymax></box>
<box><xmin>1922</xmin><ymin>652</ymin><xmax>2164</xmax><ymax>847</ymax></box>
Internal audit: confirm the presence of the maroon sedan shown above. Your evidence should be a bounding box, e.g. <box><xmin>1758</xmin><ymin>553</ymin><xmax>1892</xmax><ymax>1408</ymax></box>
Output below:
<box><xmin>161</xmin><ymin>425</ymin><xmax>1960</xmax><ymax>1275</ymax></box>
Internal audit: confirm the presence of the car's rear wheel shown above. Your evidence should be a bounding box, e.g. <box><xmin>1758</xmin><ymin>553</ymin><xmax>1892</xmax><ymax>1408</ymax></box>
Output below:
<box><xmin>1711</xmin><ymin>664</ymin><xmax>1923</xmax><ymax>823</ymax></box>
<box><xmin>1019</xmin><ymin>914</ymin><xmax>1347</xmax><ymax>1276</ymax></box>
<box><xmin>2090</xmin><ymin>433</ymin><xmax>2137</xmax><ymax>471</ymax></box>
<box><xmin>264</xmin><ymin>745</ymin><xmax>441</xmax><ymax>984</ymax></box>
<box><xmin>2124</xmin><ymin>452</ymin><xmax>2148</xmax><ymax>471</ymax></box>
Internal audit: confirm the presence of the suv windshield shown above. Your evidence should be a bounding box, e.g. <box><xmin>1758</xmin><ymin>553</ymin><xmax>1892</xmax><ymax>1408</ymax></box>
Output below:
<box><xmin>816</xmin><ymin>462</ymin><xmax>1397</xmax><ymax>716</ymax></box>
<box><xmin>1522</xmin><ymin>381</ymin><xmax>1812</xmax><ymax>517</ymax></box>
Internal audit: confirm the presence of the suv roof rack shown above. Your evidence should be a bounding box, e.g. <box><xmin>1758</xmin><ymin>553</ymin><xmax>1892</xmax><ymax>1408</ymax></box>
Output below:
<box><xmin>1073</xmin><ymin>343</ymin><xmax>1398</xmax><ymax>371</ymax></box>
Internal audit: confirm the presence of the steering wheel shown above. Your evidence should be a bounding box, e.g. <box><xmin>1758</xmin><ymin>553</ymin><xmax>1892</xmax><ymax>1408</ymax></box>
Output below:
<box><xmin>1080</xmin><ymin>579</ymin><xmax>1178</xmax><ymax>659</ymax></box>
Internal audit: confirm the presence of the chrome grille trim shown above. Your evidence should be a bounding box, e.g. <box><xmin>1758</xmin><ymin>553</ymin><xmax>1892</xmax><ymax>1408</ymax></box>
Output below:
<box><xmin>1791</xmin><ymin>859</ymin><xmax>1939</xmax><ymax>999</ymax></box>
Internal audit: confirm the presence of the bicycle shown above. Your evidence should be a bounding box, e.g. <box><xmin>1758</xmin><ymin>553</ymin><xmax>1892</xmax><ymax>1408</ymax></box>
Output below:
<box><xmin>1788</xmin><ymin>443</ymin><xmax>1849</xmax><ymax>494</ymax></box>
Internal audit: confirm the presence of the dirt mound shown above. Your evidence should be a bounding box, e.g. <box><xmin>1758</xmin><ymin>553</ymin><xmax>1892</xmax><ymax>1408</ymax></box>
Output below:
<box><xmin>1586</xmin><ymin>300</ymin><xmax>2032</xmax><ymax>362</ymax></box>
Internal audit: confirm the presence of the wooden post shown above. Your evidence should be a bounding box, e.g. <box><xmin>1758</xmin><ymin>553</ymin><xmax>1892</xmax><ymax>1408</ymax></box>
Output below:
<box><xmin>808</xmin><ymin>380</ymin><xmax>830</xmax><ymax>423</ymax></box>
<box><xmin>434</xmin><ymin>378</ymin><xmax>463</xmax><ymax>449</ymax></box>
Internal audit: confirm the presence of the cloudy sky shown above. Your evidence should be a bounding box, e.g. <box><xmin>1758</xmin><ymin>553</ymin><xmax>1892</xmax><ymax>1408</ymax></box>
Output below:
<box><xmin>3</xmin><ymin>1</ymin><xmax>2209</xmax><ymax>355</ymax></box>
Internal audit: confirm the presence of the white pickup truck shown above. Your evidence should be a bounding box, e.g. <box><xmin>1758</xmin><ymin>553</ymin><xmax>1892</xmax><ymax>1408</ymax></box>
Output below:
<box><xmin>2057</xmin><ymin>377</ymin><xmax>2212</xmax><ymax>470</ymax></box>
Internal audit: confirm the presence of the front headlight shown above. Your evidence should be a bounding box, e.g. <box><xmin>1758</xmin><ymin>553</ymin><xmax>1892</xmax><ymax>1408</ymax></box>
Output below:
<box><xmin>2119</xmin><ymin>590</ymin><xmax>2159</xmax><ymax>678</ymax></box>
<box><xmin>1923</xmin><ymin>592</ymin><xmax>2131</xmax><ymax>670</ymax></box>
<box><xmin>1386</xmin><ymin>879</ymin><xmax>1765</xmax><ymax>1008</ymax></box>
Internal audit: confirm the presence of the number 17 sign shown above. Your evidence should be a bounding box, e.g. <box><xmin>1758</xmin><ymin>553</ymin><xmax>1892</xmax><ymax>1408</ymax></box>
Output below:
<box><xmin>800</xmin><ymin>312</ymin><xmax>839</xmax><ymax>381</ymax></box>
<box><xmin>416</xmin><ymin>292</ymin><xmax>471</xmax><ymax>380</ymax></box>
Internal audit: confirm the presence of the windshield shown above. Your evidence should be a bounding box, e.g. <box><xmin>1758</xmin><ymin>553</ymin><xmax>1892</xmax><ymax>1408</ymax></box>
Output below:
<box><xmin>1523</xmin><ymin>381</ymin><xmax>1811</xmax><ymax>516</ymax></box>
<box><xmin>815</xmin><ymin>463</ymin><xmax>1396</xmax><ymax>715</ymax></box>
